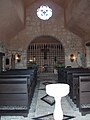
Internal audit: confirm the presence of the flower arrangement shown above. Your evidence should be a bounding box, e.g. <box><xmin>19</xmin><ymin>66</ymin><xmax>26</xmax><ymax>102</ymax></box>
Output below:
<box><xmin>54</xmin><ymin>62</ymin><xmax>65</xmax><ymax>69</ymax></box>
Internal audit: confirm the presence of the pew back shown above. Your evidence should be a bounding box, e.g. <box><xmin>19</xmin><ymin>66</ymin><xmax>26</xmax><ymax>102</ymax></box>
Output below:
<box><xmin>0</xmin><ymin>69</ymin><xmax>37</xmax><ymax>116</ymax></box>
<box><xmin>0</xmin><ymin>77</ymin><xmax>29</xmax><ymax>116</ymax></box>
<box><xmin>79</xmin><ymin>76</ymin><xmax>90</xmax><ymax>115</ymax></box>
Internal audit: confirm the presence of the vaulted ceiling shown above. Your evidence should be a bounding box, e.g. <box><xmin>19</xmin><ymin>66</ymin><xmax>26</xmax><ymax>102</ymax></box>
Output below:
<box><xmin>0</xmin><ymin>0</ymin><xmax>90</xmax><ymax>42</ymax></box>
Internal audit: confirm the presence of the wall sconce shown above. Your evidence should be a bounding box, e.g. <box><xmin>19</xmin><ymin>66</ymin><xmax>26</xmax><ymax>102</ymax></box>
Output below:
<box><xmin>29</xmin><ymin>57</ymin><xmax>36</xmax><ymax>63</ymax></box>
<box><xmin>70</xmin><ymin>54</ymin><xmax>76</xmax><ymax>62</ymax></box>
<box><xmin>15</xmin><ymin>53</ymin><xmax>21</xmax><ymax>62</ymax></box>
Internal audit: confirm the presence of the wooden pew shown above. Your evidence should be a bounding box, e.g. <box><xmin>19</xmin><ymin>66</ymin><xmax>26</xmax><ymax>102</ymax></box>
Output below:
<box><xmin>72</xmin><ymin>72</ymin><xmax>90</xmax><ymax>103</ymax></box>
<box><xmin>58</xmin><ymin>68</ymin><xmax>89</xmax><ymax>98</ymax></box>
<box><xmin>0</xmin><ymin>69</ymin><xmax>37</xmax><ymax>116</ymax></box>
<box><xmin>59</xmin><ymin>68</ymin><xmax>90</xmax><ymax>101</ymax></box>
<box><xmin>78</xmin><ymin>76</ymin><xmax>90</xmax><ymax>115</ymax></box>
<box><xmin>0</xmin><ymin>77</ymin><xmax>29</xmax><ymax>116</ymax></box>
<box><xmin>58</xmin><ymin>67</ymin><xmax>90</xmax><ymax>115</ymax></box>
<box><xmin>58</xmin><ymin>67</ymin><xmax>86</xmax><ymax>84</ymax></box>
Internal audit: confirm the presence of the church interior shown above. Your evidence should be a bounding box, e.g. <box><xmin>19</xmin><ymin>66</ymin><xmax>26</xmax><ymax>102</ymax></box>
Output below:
<box><xmin>0</xmin><ymin>0</ymin><xmax>90</xmax><ymax>120</ymax></box>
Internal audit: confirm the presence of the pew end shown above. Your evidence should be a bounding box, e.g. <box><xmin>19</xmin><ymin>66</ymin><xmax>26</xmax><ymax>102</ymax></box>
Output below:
<box><xmin>79</xmin><ymin>76</ymin><xmax>90</xmax><ymax>116</ymax></box>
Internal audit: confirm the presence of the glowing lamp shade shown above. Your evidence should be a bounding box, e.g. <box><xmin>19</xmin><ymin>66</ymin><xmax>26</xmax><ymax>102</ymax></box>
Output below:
<box><xmin>37</xmin><ymin>5</ymin><xmax>52</xmax><ymax>20</ymax></box>
<box><xmin>15</xmin><ymin>53</ymin><xmax>21</xmax><ymax>62</ymax></box>
<box><xmin>70</xmin><ymin>54</ymin><xmax>76</xmax><ymax>62</ymax></box>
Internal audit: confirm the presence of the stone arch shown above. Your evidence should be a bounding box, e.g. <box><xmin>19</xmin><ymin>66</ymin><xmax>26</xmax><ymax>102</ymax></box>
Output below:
<box><xmin>27</xmin><ymin>35</ymin><xmax>65</xmax><ymax>72</ymax></box>
<box><xmin>31</xmin><ymin>35</ymin><xmax>62</xmax><ymax>43</ymax></box>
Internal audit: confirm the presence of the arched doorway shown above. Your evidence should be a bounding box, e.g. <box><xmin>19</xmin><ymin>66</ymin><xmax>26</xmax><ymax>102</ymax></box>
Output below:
<box><xmin>86</xmin><ymin>42</ymin><xmax>90</xmax><ymax>67</ymax></box>
<box><xmin>27</xmin><ymin>36</ymin><xmax>65</xmax><ymax>72</ymax></box>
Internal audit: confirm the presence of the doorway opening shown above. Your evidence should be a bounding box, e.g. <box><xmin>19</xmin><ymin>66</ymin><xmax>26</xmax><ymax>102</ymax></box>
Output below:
<box><xmin>86</xmin><ymin>42</ymin><xmax>90</xmax><ymax>67</ymax></box>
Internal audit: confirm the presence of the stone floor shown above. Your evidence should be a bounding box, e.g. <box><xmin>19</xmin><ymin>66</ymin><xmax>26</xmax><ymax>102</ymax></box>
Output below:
<box><xmin>1</xmin><ymin>73</ymin><xmax>90</xmax><ymax>120</ymax></box>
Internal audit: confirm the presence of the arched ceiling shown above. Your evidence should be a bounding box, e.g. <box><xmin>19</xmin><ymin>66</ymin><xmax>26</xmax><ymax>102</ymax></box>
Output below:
<box><xmin>0</xmin><ymin>0</ymin><xmax>24</xmax><ymax>41</ymax></box>
<box><xmin>0</xmin><ymin>0</ymin><xmax>89</xmax><ymax>43</ymax></box>
<box><xmin>65</xmin><ymin>0</ymin><xmax>90</xmax><ymax>39</ymax></box>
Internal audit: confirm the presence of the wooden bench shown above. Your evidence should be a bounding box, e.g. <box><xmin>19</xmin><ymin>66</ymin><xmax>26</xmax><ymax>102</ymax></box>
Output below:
<box><xmin>0</xmin><ymin>77</ymin><xmax>29</xmax><ymax>117</ymax></box>
<box><xmin>78</xmin><ymin>76</ymin><xmax>90</xmax><ymax>115</ymax></box>
<box><xmin>58</xmin><ymin>67</ymin><xmax>86</xmax><ymax>84</ymax></box>
<box><xmin>0</xmin><ymin>69</ymin><xmax>37</xmax><ymax>117</ymax></box>
<box><xmin>58</xmin><ymin>67</ymin><xmax>90</xmax><ymax>115</ymax></box>
<box><xmin>72</xmin><ymin>72</ymin><xmax>90</xmax><ymax>103</ymax></box>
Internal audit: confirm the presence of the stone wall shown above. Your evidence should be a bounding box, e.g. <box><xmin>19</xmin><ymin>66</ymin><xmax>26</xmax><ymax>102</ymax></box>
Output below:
<box><xmin>6</xmin><ymin>2</ymin><xmax>85</xmax><ymax>69</ymax></box>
